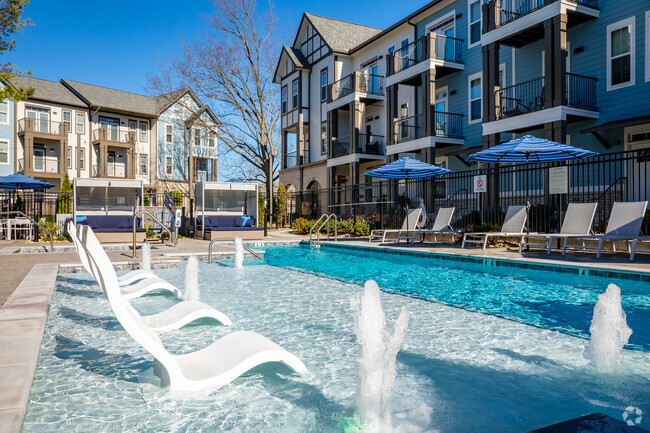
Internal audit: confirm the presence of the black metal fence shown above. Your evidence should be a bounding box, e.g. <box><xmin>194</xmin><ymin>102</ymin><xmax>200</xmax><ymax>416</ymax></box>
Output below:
<box><xmin>281</xmin><ymin>149</ymin><xmax>650</xmax><ymax>235</ymax></box>
<box><xmin>0</xmin><ymin>191</ymin><xmax>68</xmax><ymax>221</ymax></box>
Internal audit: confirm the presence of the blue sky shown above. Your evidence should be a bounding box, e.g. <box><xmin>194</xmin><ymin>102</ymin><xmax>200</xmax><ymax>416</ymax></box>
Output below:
<box><xmin>8</xmin><ymin>0</ymin><xmax>425</xmax><ymax>95</ymax></box>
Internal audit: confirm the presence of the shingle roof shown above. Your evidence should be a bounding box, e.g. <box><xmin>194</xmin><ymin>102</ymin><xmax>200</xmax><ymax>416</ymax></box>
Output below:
<box><xmin>304</xmin><ymin>13</ymin><xmax>383</xmax><ymax>53</ymax></box>
<box><xmin>8</xmin><ymin>76</ymin><xmax>87</xmax><ymax>107</ymax></box>
<box><xmin>61</xmin><ymin>79</ymin><xmax>164</xmax><ymax>116</ymax></box>
<box><xmin>286</xmin><ymin>47</ymin><xmax>309</xmax><ymax>68</ymax></box>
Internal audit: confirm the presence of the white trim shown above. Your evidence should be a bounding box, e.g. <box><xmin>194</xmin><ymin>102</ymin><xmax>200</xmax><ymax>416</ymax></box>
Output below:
<box><xmin>645</xmin><ymin>11</ymin><xmax>650</xmax><ymax>82</ymax></box>
<box><xmin>0</xmin><ymin>100</ymin><xmax>9</xmax><ymax>125</ymax></box>
<box><xmin>326</xmin><ymin>153</ymin><xmax>383</xmax><ymax>167</ymax></box>
<box><xmin>606</xmin><ymin>16</ymin><xmax>636</xmax><ymax>91</ymax></box>
<box><xmin>0</xmin><ymin>139</ymin><xmax>9</xmax><ymax>165</ymax></box>
<box><xmin>165</xmin><ymin>123</ymin><xmax>173</xmax><ymax>144</ymax></box>
<box><xmin>426</xmin><ymin>10</ymin><xmax>456</xmax><ymax>34</ymax></box>
<box><xmin>468</xmin><ymin>71</ymin><xmax>483</xmax><ymax>125</ymax></box>
<box><xmin>482</xmin><ymin>106</ymin><xmax>599</xmax><ymax>135</ymax></box>
<box><xmin>467</xmin><ymin>0</ymin><xmax>482</xmax><ymax>48</ymax></box>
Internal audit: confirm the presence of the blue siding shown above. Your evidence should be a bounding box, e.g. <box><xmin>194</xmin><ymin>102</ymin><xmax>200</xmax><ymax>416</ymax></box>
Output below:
<box><xmin>0</xmin><ymin>99</ymin><xmax>14</xmax><ymax>176</ymax></box>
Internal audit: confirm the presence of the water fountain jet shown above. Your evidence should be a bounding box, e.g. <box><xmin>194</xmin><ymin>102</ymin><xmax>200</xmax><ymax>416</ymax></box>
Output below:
<box><xmin>585</xmin><ymin>283</ymin><xmax>632</xmax><ymax>373</ymax></box>
<box><xmin>234</xmin><ymin>236</ymin><xmax>244</xmax><ymax>269</ymax></box>
<box><xmin>184</xmin><ymin>255</ymin><xmax>200</xmax><ymax>301</ymax></box>
<box><xmin>350</xmin><ymin>280</ymin><xmax>410</xmax><ymax>432</ymax></box>
<box><xmin>141</xmin><ymin>242</ymin><xmax>151</xmax><ymax>272</ymax></box>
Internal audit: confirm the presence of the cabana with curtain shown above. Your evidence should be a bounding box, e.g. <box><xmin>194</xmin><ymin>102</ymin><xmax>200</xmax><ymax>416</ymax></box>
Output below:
<box><xmin>195</xmin><ymin>181</ymin><xmax>262</xmax><ymax>240</ymax></box>
<box><xmin>73</xmin><ymin>178</ymin><xmax>145</xmax><ymax>243</ymax></box>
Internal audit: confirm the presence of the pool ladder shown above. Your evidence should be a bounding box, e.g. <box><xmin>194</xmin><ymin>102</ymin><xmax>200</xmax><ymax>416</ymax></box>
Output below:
<box><xmin>208</xmin><ymin>238</ymin><xmax>265</xmax><ymax>263</ymax></box>
<box><xmin>309</xmin><ymin>213</ymin><xmax>338</xmax><ymax>246</ymax></box>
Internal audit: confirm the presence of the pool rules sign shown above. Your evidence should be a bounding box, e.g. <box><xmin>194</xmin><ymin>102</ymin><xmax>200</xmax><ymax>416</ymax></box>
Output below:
<box><xmin>549</xmin><ymin>166</ymin><xmax>569</xmax><ymax>194</ymax></box>
<box><xmin>474</xmin><ymin>175</ymin><xmax>487</xmax><ymax>193</ymax></box>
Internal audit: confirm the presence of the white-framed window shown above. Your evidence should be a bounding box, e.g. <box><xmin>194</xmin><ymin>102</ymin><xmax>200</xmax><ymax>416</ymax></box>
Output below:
<box><xmin>468</xmin><ymin>0</ymin><xmax>482</xmax><ymax>48</ymax></box>
<box><xmin>62</xmin><ymin>110</ymin><xmax>71</xmax><ymax>132</ymax></box>
<box><xmin>281</xmin><ymin>86</ymin><xmax>288</xmax><ymax>113</ymax></box>
<box><xmin>292</xmin><ymin>79</ymin><xmax>299</xmax><ymax>108</ymax></box>
<box><xmin>0</xmin><ymin>140</ymin><xmax>8</xmax><ymax>164</ymax></box>
<box><xmin>165</xmin><ymin>156</ymin><xmax>173</xmax><ymax>175</ymax></box>
<box><xmin>129</xmin><ymin>120</ymin><xmax>137</xmax><ymax>132</ymax></box>
<box><xmin>79</xmin><ymin>148</ymin><xmax>85</xmax><ymax>170</ymax></box>
<box><xmin>320</xmin><ymin>69</ymin><xmax>328</xmax><ymax>101</ymax></box>
<box><xmin>645</xmin><ymin>11</ymin><xmax>650</xmax><ymax>82</ymax></box>
<box><xmin>34</xmin><ymin>146</ymin><xmax>44</xmax><ymax>171</ymax></box>
<box><xmin>75</xmin><ymin>112</ymin><xmax>85</xmax><ymax>134</ymax></box>
<box><xmin>194</xmin><ymin>128</ymin><xmax>201</xmax><ymax>146</ymax></box>
<box><xmin>468</xmin><ymin>71</ymin><xmax>482</xmax><ymax>124</ymax></box>
<box><xmin>0</xmin><ymin>101</ymin><xmax>8</xmax><ymax>125</ymax></box>
<box><xmin>165</xmin><ymin>124</ymin><xmax>173</xmax><ymax>143</ymax></box>
<box><xmin>140</xmin><ymin>154</ymin><xmax>148</xmax><ymax>175</ymax></box>
<box><xmin>139</xmin><ymin>121</ymin><xmax>148</xmax><ymax>141</ymax></box>
<box><xmin>607</xmin><ymin>17</ymin><xmax>635</xmax><ymax>91</ymax></box>
<box><xmin>208</xmin><ymin>132</ymin><xmax>215</xmax><ymax>147</ymax></box>
<box><xmin>321</xmin><ymin>122</ymin><xmax>327</xmax><ymax>154</ymax></box>
<box><xmin>67</xmin><ymin>146</ymin><xmax>72</xmax><ymax>169</ymax></box>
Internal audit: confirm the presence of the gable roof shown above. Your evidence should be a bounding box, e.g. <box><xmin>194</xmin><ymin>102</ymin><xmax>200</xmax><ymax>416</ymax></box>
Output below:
<box><xmin>273</xmin><ymin>46</ymin><xmax>311</xmax><ymax>83</ymax></box>
<box><xmin>303</xmin><ymin>13</ymin><xmax>382</xmax><ymax>54</ymax></box>
<box><xmin>7</xmin><ymin>76</ymin><xmax>87</xmax><ymax>107</ymax></box>
<box><xmin>60</xmin><ymin>79</ymin><xmax>164</xmax><ymax>116</ymax></box>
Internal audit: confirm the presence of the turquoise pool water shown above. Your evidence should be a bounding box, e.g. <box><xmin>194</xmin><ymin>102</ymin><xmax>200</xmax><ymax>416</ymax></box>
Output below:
<box><xmin>262</xmin><ymin>244</ymin><xmax>650</xmax><ymax>351</ymax></box>
<box><xmin>22</xmin><ymin>245</ymin><xmax>650</xmax><ymax>432</ymax></box>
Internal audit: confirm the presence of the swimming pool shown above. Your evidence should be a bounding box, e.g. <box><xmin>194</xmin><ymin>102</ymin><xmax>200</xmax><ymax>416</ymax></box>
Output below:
<box><xmin>23</xmin><ymin>244</ymin><xmax>650</xmax><ymax>432</ymax></box>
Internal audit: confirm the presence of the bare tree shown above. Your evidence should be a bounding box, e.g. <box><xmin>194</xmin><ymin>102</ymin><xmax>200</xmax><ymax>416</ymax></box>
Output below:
<box><xmin>149</xmin><ymin>0</ymin><xmax>281</xmax><ymax>217</ymax></box>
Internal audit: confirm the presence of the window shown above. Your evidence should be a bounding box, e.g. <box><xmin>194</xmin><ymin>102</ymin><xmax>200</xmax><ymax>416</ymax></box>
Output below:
<box><xmin>34</xmin><ymin>147</ymin><xmax>44</xmax><ymax>171</ymax></box>
<box><xmin>139</xmin><ymin>121</ymin><xmax>148</xmax><ymax>141</ymax></box>
<box><xmin>468</xmin><ymin>0</ymin><xmax>481</xmax><ymax>48</ymax></box>
<box><xmin>67</xmin><ymin>146</ymin><xmax>72</xmax><ymax>169</ymax></box>
<box><xmin>129</xmin><ymin>120</ymin><xmax>137</xmax><ymax>132</ymax></box>
<box><xmin>75</xmin><ymin>112</ymin><xmax>85</xmax><ymax>134</ymax></box>
<box><xmin>468</xmin><ymin>72</ymin><xmax>482</xmax><ymax>123</ymax></box>
<box><xmin>292</xmin><ymin>79</ymin><xmax>299</xmax><ymax>108</ymax></box>
<box><xmin>208</xmin><ymin>133</ymin><xmax>215</xmax><ymax>147</ymax></box>
<box><xmin>0</xmin><ymin>140</ymin><xmax>8</xmax><ymax>164</ymax></box>
<box><xmin>140</xmin><ymin>154</ymin><xmax>148</xmax><ymax>175</ymax></box>
<box><xmin>321</xmin><ymin>122</ymin><xmax>327</xmax><ymax>154</ymax></box>
<box><xmin>194</xmin><ymin>128</ymin><xmax>201</xmax><ymax>146</ymax></box>
<box><xmin>400</xmin><ymin>39</ymin><xmax>409</xmax><ymax>69</ymax></box>
<box><xmin>165</xmin><ymin>124</ymin><xmax>173</xmax><ymax>143</ymax></box>
<box><xmin>62</xmin><ymin>111</ymin><xmax>71</xmax><ymax>132</ymax></box>
<box><xmin>607</xmin><ymin>17</ymin><xmax>635</xmax><ymax>90</ymax></box>
<box><xmin>320</xmin><ymin>69</ymin><xmax>328</xmax><ymax>101</ymax></box>
<box><xmin>79</xmin><ymin>148</ymin><xmax>85</xmax><ymax>170</ymax></box>
<box><xmin>165</xmin><ymin>156</ymin><xmax>173</xmax><ymax>175</ymax></box>
<box><xmin>281</xmin><ymin>86</ymin><xmax>288</xmax><ymax>113</ymax></box>
<box><xmin>0</xmin><ymin>101</ymin><xmax>8</xmax><ymax>124</ymax></box>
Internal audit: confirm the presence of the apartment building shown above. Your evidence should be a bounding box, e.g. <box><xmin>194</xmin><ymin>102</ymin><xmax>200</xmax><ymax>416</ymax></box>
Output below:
<box><xmin>1</xmin><ymin>76</ymin><xmax>218</xmax><ymax>194</ymax></box>
<box><xmin>275</xmin><ymin>1</ymin><xmax>650</xmax><ymax>212</ymax></box>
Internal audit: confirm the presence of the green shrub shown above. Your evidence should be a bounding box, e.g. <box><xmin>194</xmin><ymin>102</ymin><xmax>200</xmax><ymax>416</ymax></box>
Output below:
<box><xmin>353</xmin><ymin>219</ymin><xmax>371</xmax><ymax>236</ymax></box>
<box><xmin>38</xmin><ymin>217</ymin><xmax>60</xmax><ymax>241</ymax></box>
<box><xmin>473</xmin><ymin>222</ymin><xmax>497</xmax><ymax>232</ymax></box>
<box><xmin>292</xmin><ymin>218</ymin><xmax>309</xmax><ymax>235</ymax></box>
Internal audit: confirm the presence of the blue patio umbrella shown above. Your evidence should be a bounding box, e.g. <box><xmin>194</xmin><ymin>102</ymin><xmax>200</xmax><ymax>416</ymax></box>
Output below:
<box><xmin>363</xmin><ymin>157</ymin><xmax>453</xmax><ymax>180</ymax></box>
<box><xmin>0</xmin><ymin>173</ymin><xmax>56</xmax><ymax>190</ymax></box>
<box><xmin>467</xmin><ymin>135</ymin><xmax>597</xmax><ymax>163</ymax></box>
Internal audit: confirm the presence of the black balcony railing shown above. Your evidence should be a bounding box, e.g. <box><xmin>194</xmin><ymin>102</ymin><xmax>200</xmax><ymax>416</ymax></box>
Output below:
<box><xmin>496</xmin><ymin>0</ymin><xmax>545</xmax><ymax>28</ymax></box>
<box><xmin>331</xmin><ymin>136</ymin><xmax>351</xmax><ymax>158</ymax></box>
<box><xmin>330</xmin><ymin>75</ymin><xmax>354</xmax><ymax>102</ymax></box>
<box><xmin>496</xmin><ymin>77</ymin><xmax>545</xmax><ymax>120</ymax></box>
<box><xmin>356</xmin><ymin>134</ymin><xmax>385</xmax><ymax>155</ymax></box>
<box><xmin>286</xmin><ymin>152</ymin><xmax>297</xmax><ymax>169</ymax></box>
<box><xmin>330</xmin><ymin>73</ymin><xmax>385</xmax><ymax>103</ymax></box>
<box><xmin>395</xmin><ymin>114</ymin><xmax>423</xmax><ymax>144</ymax></box>
<box><xmin>572</xmin><ymin>0</ymin><xmax>598</xmax><ymax>7</ymax></box>
<box><xmin>566</xmin><ymin>73</ymin><xmax>598</xmax><ymax>110</ymax></box>
<box><xmin>432</xmin><ymin>112</ymin><xmax>464</xmax><ymax>138</ymax></box>
<box><xmin>357</xmin><ymin>74</ymin><xmax>385</xmax><ymax>96</ymax></box>
<box><xmin>431</xmin><ymin>34</ymin><xmax>464</xmax><ymax>63</ymax></box>
<box><xmin>391</xmin><ymin>39</ymin><xmax>424</xmax><ymax>75</ymax></box>
<box><xmin>387</xmin><ymin>34</ymin><xmax>464</xmax><ymax>76</ymax></box>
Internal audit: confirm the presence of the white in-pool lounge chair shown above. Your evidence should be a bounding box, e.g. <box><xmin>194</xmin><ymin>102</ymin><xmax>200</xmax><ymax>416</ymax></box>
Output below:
<box><xmin>66</xmin><ymin>222</ymin><xmax>181</xmax><ymax>299</ymax></box>
<box><xmin>80</xmin><ymin>225</ymin><xmax>307</xmax><ymax>391</ymax></box>
<box><xmin>68</xmin><ymin>222</ymin><xmax>231</xmax><ymax>330</ymax></box>
<box><xmin>369</xmin><ymin>207</ymin><xmax>424</xmax><ymax>243</ymax></box>
<box><xmin>397</xmin><ymin>207</ymin><xmax>456</xmax><ymax>245</ymax></box>
<box><xmin>561</xmin><ymin>201</ymin><xmax>648</xmax><ymax>259</ymax></box>
<box><xmin>518</xmin><ymin>202</ymin><xmax>598</xmax><ymax>254</ymax></box>
<box><xmin>462</xmin><ymin>205</ymin><xmax>528</xmax><ymax>250</ymax></box>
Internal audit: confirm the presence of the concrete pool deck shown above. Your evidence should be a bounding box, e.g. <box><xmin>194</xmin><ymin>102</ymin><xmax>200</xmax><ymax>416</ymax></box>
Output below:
<box><xmin>0</xmin><ymin>229</ymin><xmax>648</xmax><ymax>432</ymax></box>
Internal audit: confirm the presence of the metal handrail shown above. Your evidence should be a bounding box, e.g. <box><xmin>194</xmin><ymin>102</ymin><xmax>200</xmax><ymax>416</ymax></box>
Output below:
<box><xmin>207</xmin><ymin>238</ymin><xmax>264</xmax><ymax>263</ymax></box>
<box><xmin>316</xmin><ymin>214</ymin><xmax>338</xmax><ymax>246</ymax></box>
<box><xmin>309</xmin><ymin>214</ymin><xmax>328</xmax><ymax>244</ymax></box>
<box><xmin>0</xmin><ymin>210</ymin><xmax>54</xmax><ymax>252</ymax></box>
<box><xmin>132</xmin><ymin>210</ymin><xmax>174</xmax><ymax>258</ymax></box>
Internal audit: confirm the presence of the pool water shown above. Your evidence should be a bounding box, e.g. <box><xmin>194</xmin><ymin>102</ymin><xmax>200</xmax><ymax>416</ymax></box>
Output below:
<box><xmin>22</xmin><ymin>245</ymin><xmax>650</xmax><ymax>432</ymax></box>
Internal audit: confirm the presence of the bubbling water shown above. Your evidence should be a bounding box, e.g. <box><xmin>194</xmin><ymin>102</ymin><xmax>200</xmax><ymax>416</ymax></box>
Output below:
<box><xmin>184</xmin><ymin>255</ymin><xmax>199</xmax><ymax>301</ymax></box>
<box><xmin>585</xmin><ymin>283</ymin><xmax>633</xmax><ymax>373</ymax></box>
<box><xmin>234</xmin><ymin>236</ymin><xmax>244</xmax><ymax>269</ymax></box>
<box><xmin>141</xmin><ymin>243</ymin><xmax>151</xmax><ymax>272</ymax></box>
<box><xmin>350</xmin><ymin>280</ymin><xmax>411</xmax><ymax>432</ymax></box>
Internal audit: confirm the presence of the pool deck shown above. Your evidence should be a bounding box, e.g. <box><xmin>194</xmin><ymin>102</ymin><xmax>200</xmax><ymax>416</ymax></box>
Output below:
<box><xmin>0</xmin><ymin>229</ymin><xmax>648</xmax><ymax>432</ymax></box>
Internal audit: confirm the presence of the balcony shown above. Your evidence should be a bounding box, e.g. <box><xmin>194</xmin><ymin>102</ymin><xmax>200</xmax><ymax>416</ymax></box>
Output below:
<box><xmin>495</xmin><ymin>73</ymin><xmax>597</xmax><ymax>121</ymax></box>
<box><xmin>331</xmin><ymin>136</ymin><xmax>351</xmax><ymax>158</ymax></box>
<box><xmin>482</xmin><ymin>0</ymin><xmax>599</xmax><ymax>47</ymax></box>
<box><xmin>17</xmin><ymin>118</ymin><xmax>67</xmax><ymax>137</ymax></box>
<box><xmin>193</xmin><ymin>144</ymin><xmax>217</xmax><ymax>158</ymax></box>
<box><xmin>329</xmin><ymin>72</ymin><xmax>385</xmax><ymax>106</ymax></box>
<box><xmin>330</xmin><ymin>134</ymin><xmax>385</xmax><ymax>159</ymax></box>
<box><xmin>386</xmin><ymin>33</ymin><xmax>463</xmax><ymax>84</ymax></box>
<box><xmin>393</xmin><ymin>112</ymin><xmax>464</xmax><ymax>145</ymax></box>
<box><xmin>283</xmin><ymin>147</ymin><xmax>310</xmax><ymax>169</ymax></box>
<box><xmin>92</xmin><ymin>127</ymin><xmax>135</xmax><ymax>145</ymax></box>
<box><xmin>92</xmin><ymin>164</ymin><xmax>127</xmax><ymax>178</ymax></box>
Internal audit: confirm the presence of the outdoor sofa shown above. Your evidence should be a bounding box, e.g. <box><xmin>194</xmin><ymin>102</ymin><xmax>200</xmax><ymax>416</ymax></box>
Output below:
<box><xmin>196</xmin><ymin>215</ymin><xmax>264</xmax><ymax>240</ymax></box>
<box><xmin>77</xmin><ymin>214</ymin><xmax>146</xmax><ymax>243</ymax></box>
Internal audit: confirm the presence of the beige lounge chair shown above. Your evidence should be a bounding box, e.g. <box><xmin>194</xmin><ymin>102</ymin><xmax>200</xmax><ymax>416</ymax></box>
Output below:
<box><xmin>398</xmin><ymin>207</ymin><xmax>456</xmax><ymax>245</ymax></box>
<box><xmin>369</xmin><ymin>207</ymin><xmax>424</xmax><ymax>243</ymax></box>
<box><xmin>462</xmin><ymin>205</ymin><xmax>528</xmax><ymax>250</ymax></box>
